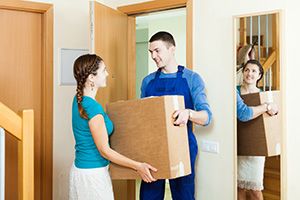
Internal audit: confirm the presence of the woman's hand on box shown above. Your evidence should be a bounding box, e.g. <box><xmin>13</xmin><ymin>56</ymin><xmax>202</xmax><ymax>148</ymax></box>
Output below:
<box><xmin>136</xmin><ymin>162</ymin><xmax>157</xmax><ymax>183</ymax></box>
<box><xmin>267</xmin><ymin>103</ymin><xmax>279</xmax><ymax>116</ymax></box>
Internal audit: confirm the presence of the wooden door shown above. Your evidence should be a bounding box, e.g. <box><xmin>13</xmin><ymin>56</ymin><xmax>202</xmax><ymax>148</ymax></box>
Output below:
<box><xmin>91</xmin><ymin>1</ymin><xmax>136</xmax><ymax>200</ymax></box>
<box><xmin>0</xmin><ymin>8</ymin><xmax>42</xmax><ymax>200</ymax></box>
<box><xmin>0</xmin><ymin>2</ymin><xmax>53</xmax><ymax>199</ymax></box>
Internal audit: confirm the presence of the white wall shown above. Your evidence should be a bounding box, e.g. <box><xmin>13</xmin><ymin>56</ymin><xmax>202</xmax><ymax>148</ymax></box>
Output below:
<box><xmin>27</xmin><ymin>0</ymin><xmax>300</xmax><ymax>199</ymax></box>
<box><xmin>195</xmin><ymin>1</ymin><xmax>300</xmax><ymax>200</ymax></box>
<box><xmin>284</xmin><ymin>0</ymin><xmax>300</xmax><ymax>199</ymax></box>
<box><xmin>52</xmin><ymin>1</ymin><xmax>91</xmax><ymax>199</ymax></box>
<box><xmin>193</xmin><ymin>1</ymin><xmax>236</xmax><ymax>199</ymax></box>
<box><xmin>27</xmin><ymin>1</ymin><xmax>149</xmax><ymax>199</ymax></box>
<box><xmin>28</xmin><ymin>0</ymin><xmax>90</xmax><ymax>199</ymax></box>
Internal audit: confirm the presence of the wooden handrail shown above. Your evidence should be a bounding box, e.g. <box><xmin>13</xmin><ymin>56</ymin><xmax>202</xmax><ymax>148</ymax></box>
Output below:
<box><xmin>0</xmin><ymin>102</ymin><xmax>22</xmax><ymax>140</ymax></box>
<box><xmin>0</xmin><ymin>102</ymin><xmax>34</xmax><ymax>200</ymax></box>
<box><xmin>262</xmin><ymin>50</ymin><xmax>276</xmax><ymax>72</ymax></box>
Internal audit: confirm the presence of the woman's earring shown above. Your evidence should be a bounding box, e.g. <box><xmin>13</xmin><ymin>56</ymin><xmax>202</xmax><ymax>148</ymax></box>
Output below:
<box><xmin>91</xmin><ymin>82</ymin><xmax>95</xmax><ymax>91</ymax></box>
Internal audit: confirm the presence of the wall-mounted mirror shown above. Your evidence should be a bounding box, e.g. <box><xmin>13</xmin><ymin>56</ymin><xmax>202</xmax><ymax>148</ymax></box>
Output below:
<box><xmin>234</xmin><ymin>12</ymin><xmax>283</xmax><ymax>200</ymax></box>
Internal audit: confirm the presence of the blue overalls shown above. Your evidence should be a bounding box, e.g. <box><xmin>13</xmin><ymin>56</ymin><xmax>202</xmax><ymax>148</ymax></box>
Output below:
<box><xmin>140</xmin><ymin>66</ymin><xmax>198</xmax><ymax>200</ymax></box>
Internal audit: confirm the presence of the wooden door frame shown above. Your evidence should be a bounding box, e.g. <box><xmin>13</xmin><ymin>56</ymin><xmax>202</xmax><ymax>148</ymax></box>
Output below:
<box><xmin>118</xmin><ymin>0</ymin><xmax>193</xmax><ymax>100</ymax></box>
<box><xmin>116</xmin><ymin>1</ymin><xmax>193</xmax><ymax>198</ymax></box>
<box><xmin>0</xmin><ymin>1</ymin><xmax>53</xmax><ymax>200</ymax></box>
<box><xmin>233</xmin><ymin>10</ymin><xmax>286</xmax><ymax>200</ymax></box>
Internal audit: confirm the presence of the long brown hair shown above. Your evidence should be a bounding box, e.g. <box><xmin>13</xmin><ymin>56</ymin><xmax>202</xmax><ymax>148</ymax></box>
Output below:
<box><xmin>73</xmin><ymin>54</ymin><xmax>103</xmax><ymax>119</ymax></box>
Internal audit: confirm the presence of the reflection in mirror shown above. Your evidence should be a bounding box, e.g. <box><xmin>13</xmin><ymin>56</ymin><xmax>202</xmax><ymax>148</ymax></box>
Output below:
<box><xmin>235</xmin><ymin>13</ymin><xmax>281</xmax><ymax>200</ymax></box>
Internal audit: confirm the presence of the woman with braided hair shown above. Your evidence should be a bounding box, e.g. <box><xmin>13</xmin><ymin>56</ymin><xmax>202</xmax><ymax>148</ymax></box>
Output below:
<box><xmin>69</xmin><ymin>54</ymin><xmax>157</xmax><ymax>200</ymax></box>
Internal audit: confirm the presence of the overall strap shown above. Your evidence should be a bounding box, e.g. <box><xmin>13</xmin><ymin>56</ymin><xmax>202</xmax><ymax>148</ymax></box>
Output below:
<box><xmin>177</xmin><ymin>65</ymin><xmax>184</xmax><ymax>77</ymax></box>
<box><xmin>154</xmin><ymin>68</ymin><xmax>162</xmax><ymax>79</ymax></box>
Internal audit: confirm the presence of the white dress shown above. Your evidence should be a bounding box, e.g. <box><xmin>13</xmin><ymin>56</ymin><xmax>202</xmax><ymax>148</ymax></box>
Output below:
<box><xmin>237</xmin><ymin>156</ymin><xmax>265</xmax><ymax>191</ymax></box>
<box><xmin>69</xmin><ymin>164</ymin><xmax>114</xmax><ymax>200</ymax></box>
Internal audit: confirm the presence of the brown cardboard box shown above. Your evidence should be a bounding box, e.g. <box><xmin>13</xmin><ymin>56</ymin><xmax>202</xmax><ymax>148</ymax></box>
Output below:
<box><xmin>237</xmin><ymin>91</ymin><xmax>281</xmax><ymax>156</ymax></box>
<box><xmin>106</xmin><ymin>95</ymin><xmax>191</xmax><ymax>180</ymax></box>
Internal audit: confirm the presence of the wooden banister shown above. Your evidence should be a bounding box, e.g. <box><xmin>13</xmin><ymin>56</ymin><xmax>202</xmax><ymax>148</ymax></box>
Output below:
<box><xmin>0</xmin><ymin>102</ymin><xmax>22</xmax><ymax>140</ymax></box>
<box><xmin>18</xmin><ymin>110</ymin><xmax>34</xmax><ymax>200</ymax></box>
<box><xmin>262</xmin><ymin>50</ymin><xmax>276</xmax><ymax>72</ymax></box>
<box><xmin>0</xmin><ymin>102</ymin><xmax>34</xmax><ymax>200</ymax></box>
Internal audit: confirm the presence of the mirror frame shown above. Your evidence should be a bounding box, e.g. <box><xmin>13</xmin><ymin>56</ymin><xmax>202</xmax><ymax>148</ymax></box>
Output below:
<box><xmin>233</xmin><ymin>10</ymin><xmax>286</xmax><ymax>200</ymax></box>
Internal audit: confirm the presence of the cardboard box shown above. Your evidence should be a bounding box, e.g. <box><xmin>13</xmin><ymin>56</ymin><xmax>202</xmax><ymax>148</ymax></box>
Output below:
<box><xmin>106</xmin><ymin>95</ymin><xmax>191</xmax><ymax>180</ymax></box>
<box><xmin>237</xmin><ymin>91</ymin><xmax>281</xmax><ymax>156</ymax></box>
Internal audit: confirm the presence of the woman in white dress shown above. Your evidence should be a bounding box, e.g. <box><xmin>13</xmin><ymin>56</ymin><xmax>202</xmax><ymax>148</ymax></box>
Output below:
<box><xmin>237</xmin><ymin>59</ymin><xmax>278</xmax><ymax>200</ymax></box>
<box><xmin>69</xmin><ymin>54</ymin><xmax>157</xmax><ymax>200</ymax></box>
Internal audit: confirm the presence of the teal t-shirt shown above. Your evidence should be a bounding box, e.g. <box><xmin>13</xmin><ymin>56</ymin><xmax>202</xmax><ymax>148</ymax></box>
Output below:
<box><xmin>72</xmin><ymin>96</ymin><xmax>114</xmax><ymax>168</ymax></box>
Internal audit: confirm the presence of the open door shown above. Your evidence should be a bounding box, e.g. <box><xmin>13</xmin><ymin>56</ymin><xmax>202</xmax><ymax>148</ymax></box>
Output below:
<box><xmin>90</xmin><ymin>1</ymin><xmax>136</xmax><ymax>200</ymax></box>
<box><xmin>91</xmin><ymin>1</ymin><xmax>193</xmax><ymax>199</ymax></box>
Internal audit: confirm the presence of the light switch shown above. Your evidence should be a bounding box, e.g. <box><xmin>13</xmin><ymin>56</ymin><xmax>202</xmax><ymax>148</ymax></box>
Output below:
<box><xmin>200</xmin><ymin>140</ymin><xmax>219</xmax><ymax>154</ymax></box>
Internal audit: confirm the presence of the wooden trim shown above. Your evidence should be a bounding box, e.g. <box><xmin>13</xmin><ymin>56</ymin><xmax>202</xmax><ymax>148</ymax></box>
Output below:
<box><xmin>233</xmin><ymin>9</ymin><xmax>283</xmax><ymax>19</ymax></box>
<box><xmin>18</xmin><ymin>140</ymin><xmax>23</xmax><ymax>200</ymax></box>
<box><xmin>0</xmin><ymin>0</ymin><xmax>52</xmax><ymax>13</ymax></box>
<box><xmin>118</xmin><ymin>0</ymin><xmax>187</xmax><ymax>15</ymax></box>
<box><xmin>121</xmin><ymin>0</ymin><xmax>193</xmax><ymax>70</ymax></box>
<box><xmin>233</xmin><ymin>16</ymin><xmax>238</xmax><ymax>200</ymax></box>
<box><xmin>186</xmin><ymin>0</ymin><xmax>193</xmax><ymax>69</ymax></box>
<box><xmin>41</xmin><ymin>6</ymin><xmax>54</xmax><ymax>200</ymax></box>
<box><xmin>127</xmin><ymin>16</ymin><xmax>136</xmax><ymax>100</ymax></box>
<box><xmin>272</xmin><ymin>13</ymin><xmax>280</xmax><ymax>90</ymax></box>
<box><xmin>276</xmin><ymin>11</ymin><xmax>286</xmax><ymax>200</ymax></box>
<box><xmin>0</xmin><ymin>102</ymin><xmax>22</xmax><ymax>140</ymax></box>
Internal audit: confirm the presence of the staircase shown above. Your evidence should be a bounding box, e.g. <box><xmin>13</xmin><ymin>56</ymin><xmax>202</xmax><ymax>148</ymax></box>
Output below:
<box><xmin>0</xmin><ymin>102</ymin><xmax>34</xmax><ymax>200</ymax></box>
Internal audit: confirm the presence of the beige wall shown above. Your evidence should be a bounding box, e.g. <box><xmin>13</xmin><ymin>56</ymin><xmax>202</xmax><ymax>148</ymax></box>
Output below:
<box><xmin>27</xmin><ymin>0</ymin><xmax>300</xmax><ymax>199</ymax></box>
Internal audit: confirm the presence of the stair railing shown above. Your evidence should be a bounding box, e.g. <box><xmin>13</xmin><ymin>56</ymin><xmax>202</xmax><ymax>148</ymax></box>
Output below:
<box><xmin>0</xmin><ymin>102</ymin><xmax>34</xmax><ymax>200</ymax></box>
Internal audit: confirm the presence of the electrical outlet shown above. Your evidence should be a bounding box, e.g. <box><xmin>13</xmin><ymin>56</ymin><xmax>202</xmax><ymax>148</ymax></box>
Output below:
<box><xmin>200</xmin><ymin>140</ymin><xmax>219</xmax><ymax>154</ymax></box>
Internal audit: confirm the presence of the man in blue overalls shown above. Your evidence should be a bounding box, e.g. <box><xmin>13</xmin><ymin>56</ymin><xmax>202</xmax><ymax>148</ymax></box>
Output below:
<box><xmin>140</xmin><ymin>31</ymin><xmax>212</xmax><ymax>200</ymax></box>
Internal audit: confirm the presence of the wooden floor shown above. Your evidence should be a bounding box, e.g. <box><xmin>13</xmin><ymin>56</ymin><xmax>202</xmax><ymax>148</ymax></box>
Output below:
<box><xmin>263</xmin><ymin>156</ymin><xmax>281</xmax><ymax>200</ymax></box>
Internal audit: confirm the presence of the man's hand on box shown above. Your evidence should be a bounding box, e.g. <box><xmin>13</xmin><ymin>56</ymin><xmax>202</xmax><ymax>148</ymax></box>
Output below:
<box><xmin>172</xmin><ymin>109</ymin><xmax>190</xmax><ymax>127</ymax></box>
<box><xmin>136</xmin><ymin>162</ymin><xmax>157</xmax><ymax>183</ymax></box>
